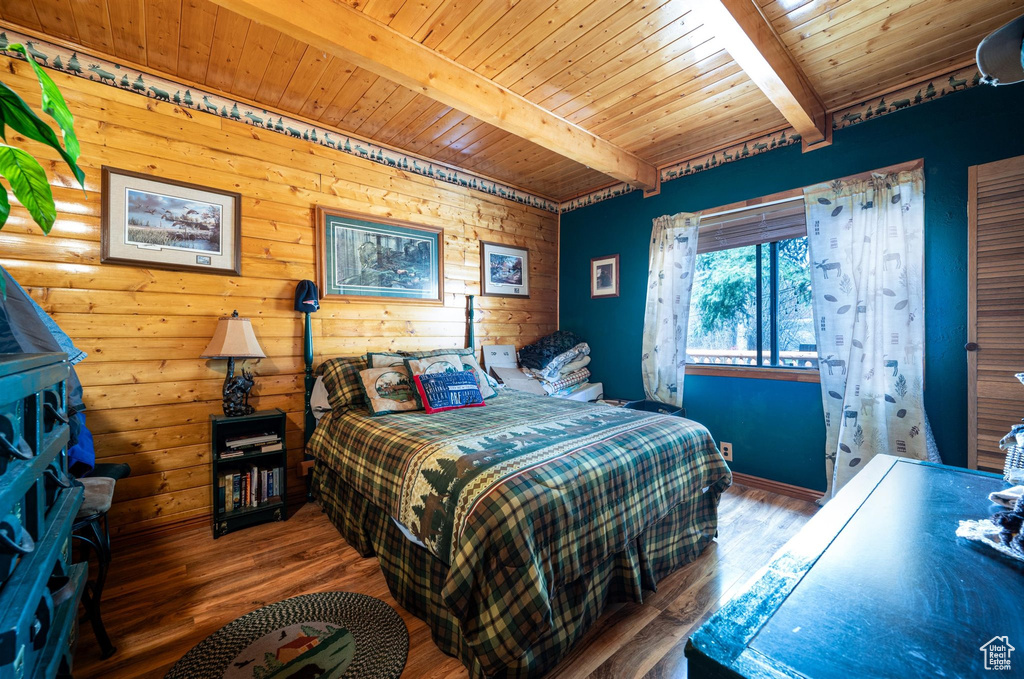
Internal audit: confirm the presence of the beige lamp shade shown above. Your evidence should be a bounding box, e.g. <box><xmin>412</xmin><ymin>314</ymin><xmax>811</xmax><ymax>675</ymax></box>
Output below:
<box><xmin>200</xmin><ymin>312</ymin><xmax>266</xmax><ymax>359</ymax></box>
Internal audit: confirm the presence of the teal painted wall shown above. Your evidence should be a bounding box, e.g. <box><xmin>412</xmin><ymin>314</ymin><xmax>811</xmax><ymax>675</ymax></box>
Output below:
<box><xmin>559</xmin><ymin>83</ymin><xmax>1024</xmax><ymax>491</ymax></box>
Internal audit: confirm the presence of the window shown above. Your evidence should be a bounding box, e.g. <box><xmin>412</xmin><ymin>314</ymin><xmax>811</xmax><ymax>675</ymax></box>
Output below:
<box><xmin>687</xmin><ymin>200</ymin><xmax>816</xmax><ymax>370</ymax></box>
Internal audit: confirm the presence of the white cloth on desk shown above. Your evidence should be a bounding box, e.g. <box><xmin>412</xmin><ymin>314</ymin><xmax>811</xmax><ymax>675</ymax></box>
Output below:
<box><xmin>989</xmin><ymin>485</ymin><xmax>1024</xmax><ymax>509</ymax></box>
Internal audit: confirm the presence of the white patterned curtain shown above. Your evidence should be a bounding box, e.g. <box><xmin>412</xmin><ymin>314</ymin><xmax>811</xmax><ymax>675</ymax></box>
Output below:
<box><xmin>642</xmin><ymin>212</ymin><xmax>701</xmax><ymax>407</ymax></box>
<box><xmin>804</xmin><ymin>168</ymin><xmax>931</xmax><ymax>500</ymax></box>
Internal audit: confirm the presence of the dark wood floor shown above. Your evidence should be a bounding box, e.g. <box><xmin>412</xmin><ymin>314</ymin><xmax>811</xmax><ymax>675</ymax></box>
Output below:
<box><xmin>75</xmin><ymin>485</ymin><xmax>816</xmax><ymax>678</ymax></box>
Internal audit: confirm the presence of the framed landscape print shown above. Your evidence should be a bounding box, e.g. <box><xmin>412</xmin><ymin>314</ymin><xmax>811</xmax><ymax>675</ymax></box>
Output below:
<box><xmin>591</xmin><ymin>254</ymin><xmax>620</xmax><ymax>298</ymax></box>
<box><xmin>101</xmin><ymin>167</ymin><xmax>241</xmax><ymax>275</ymax></box>
<box><xmin>480</xmin><ymin>241</ymin><xmax>530</xmax><ymax>298</ymax></box>
<box><xmin>316</xmin><ymin>207</ymin><xmax>443</xmax><ymax>303</ymax></box>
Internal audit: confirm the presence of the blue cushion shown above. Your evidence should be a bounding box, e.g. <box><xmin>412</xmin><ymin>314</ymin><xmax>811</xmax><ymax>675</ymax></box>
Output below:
<box><xmin>413</xmin><ymin>371</ymin><xmax>485</xmax><ymax>413</ymax></box>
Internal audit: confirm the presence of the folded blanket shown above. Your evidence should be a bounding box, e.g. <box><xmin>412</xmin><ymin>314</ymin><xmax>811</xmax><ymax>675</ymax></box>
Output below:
<box><xmin>524</xmin><ymin>343</ymin><xmax>591</xmax><ymax>382</ymax></box>
<box><xmin>519</xmin><ymin>330</ymin><xmax>585</xmax><ymax>370</ymax></box>
<box><xmin>554</xmin><ymin>355</ymin><xmax>590</xmax><ymax>379</ymax></box>
<box><xmin>542</xmin><ymin>368</ymin><xmax>590</xmax><ymax>395</ymax></box>
<box><xmin>524</xmin><ymin>354</ymin><xmax>592</xmax><ymax>383</ymax></box>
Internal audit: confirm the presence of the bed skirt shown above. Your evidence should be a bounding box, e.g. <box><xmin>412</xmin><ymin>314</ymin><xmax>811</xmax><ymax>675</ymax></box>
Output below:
<box><xmin>313</xmin><ymin>461</ymin><xmax>726</xmax><ymax>678</ymax></box>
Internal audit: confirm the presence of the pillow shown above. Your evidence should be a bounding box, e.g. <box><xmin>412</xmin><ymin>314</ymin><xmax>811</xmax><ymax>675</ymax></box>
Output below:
<box><xmin>316</xmin><ymin>356</ymin><xmax>368</xmax><ymax>410</ymax></box>
<box><xmin>310</xmin><ymin>376</ymin><xmax>332</xmax><ymax>420</ymax></box>
<box><xmin>459</xmin><ymin>354</ymin><xmax>497</xmax><ymax>399</ymax></box>
<box><xmin>403</xmin><ymin>354</ymin><xmax>465</xmax><ymax>377</ymax></box>
<box><xmin>366</xmin><ymin>352</ymin><xmax>406</xmax><ymax>368</ymax></box>
<box><xmin>367</xmin><ymin>348</ymin><xmax>501</xmax><ymax>394</ymax></box>
<box><xmin>358</xmin><ymin>366</ymin><xmax>421</xmax><ymax>416</ymax></box>
<box><xmin>367</xmin><ymin>346</ymin><xmax>474</xmax><ymax>368</ymax></box>
<box><xmin>413</xmin><ymin>371</ymin><xmax>485</xmax><ymax>414</ymax></box>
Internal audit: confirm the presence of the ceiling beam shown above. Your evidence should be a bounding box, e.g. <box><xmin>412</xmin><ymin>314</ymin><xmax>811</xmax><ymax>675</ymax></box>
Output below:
<box><xmin>696</xmin><ymin>0</ymin><xmax>827</xmax><ymax>146</ymax></box>
<box><xmin>208</xmin><ymin>0</ymin><xmax>659</xmax><ymax>191</ymax></box>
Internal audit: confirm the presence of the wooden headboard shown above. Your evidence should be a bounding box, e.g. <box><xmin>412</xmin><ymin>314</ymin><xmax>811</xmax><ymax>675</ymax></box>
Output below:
<box><xmin>301</xmin><ymin>294</ymin><xmax>476</xmax><ymax>446</ymax></box>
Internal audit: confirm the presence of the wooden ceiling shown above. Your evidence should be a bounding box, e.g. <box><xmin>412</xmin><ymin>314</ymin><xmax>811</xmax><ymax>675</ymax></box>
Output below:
<box><xmin>3</xmin><ymin>0</ymin><xmax>1019</xmax><ymax>201</ymax></box>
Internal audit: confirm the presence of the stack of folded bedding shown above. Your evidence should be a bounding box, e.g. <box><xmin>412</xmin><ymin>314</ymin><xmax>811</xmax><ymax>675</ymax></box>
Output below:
<box><xmin>517</xmin><ymin>331</ymin><xmax>594</xmax><ymax>397</ymax></box>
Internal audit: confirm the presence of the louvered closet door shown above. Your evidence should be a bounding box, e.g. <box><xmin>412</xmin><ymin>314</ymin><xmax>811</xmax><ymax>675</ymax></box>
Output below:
<box><xmin>968</xmin><ymin>155</ymin><xmax>1024</xmax><ymax>472</ymax></box>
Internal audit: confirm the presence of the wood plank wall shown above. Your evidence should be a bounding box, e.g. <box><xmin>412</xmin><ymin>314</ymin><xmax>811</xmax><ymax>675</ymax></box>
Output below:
<box><xmin>0</xmin><ymin>55</ymin><xmax>559</xmax><ymax>538</ymax></box>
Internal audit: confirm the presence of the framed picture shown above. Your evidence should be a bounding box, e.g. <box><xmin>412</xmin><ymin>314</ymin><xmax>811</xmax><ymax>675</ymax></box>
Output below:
<box><xmin>316</xmin><ymin>207</ymin><xmax>443</xmax><ymax>303</ymax></box>
<box><xmin>480</xmin><ymin>241</ymin><xmax>529</xmax><ymax>298</ymax></box>
<box><xmin>101</xmin><ymin>167</ymin><xmax>241</xmax><ymax>275</ymax></box>
<box><xmin>591</xmin><ymin>254</ymin><xmax>620</xmax><ymax>298</ymax></box>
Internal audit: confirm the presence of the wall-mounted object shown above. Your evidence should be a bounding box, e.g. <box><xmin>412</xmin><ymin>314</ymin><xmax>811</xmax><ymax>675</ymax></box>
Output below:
<box><xmin>101</xmin><ymin>167</ymin><xmax>241</xmax><ymax>275</ymax></box>
<box><xmin>977</xmin><ymin>14</ymin><xmax>1024</xmax><ymax>85</ymax></box>
<box><xmin>591</xmin><ymin>254</ymin><xmax>620</xmax><ymax>298</ymax></box>
<box><xmin>201</xmin><ymin>311</ymin><xmax>266</xmax><ymax>417</ymax></box>
<box><xmin>316</xmin><ymin>207</ymin><xmax>443</xmax><ymax>303</ymax></box>
<box><xmin>480</xmin><ymin>241</ymin><xmax>530</xmax><ymax>298</ymax></box>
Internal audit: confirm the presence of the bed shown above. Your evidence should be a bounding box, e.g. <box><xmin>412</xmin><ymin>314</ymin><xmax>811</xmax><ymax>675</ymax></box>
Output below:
<box><xmin>305</xmin><ymin>351</ymin><xmax>731</xmax><ymax>678</ymax></box>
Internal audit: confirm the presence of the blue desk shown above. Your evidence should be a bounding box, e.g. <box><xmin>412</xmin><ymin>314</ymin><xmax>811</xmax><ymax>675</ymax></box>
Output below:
<box><xmin>686</xmin><ymin>455</ymin><xmax>1023</xmax><ymax>678</ymax></box>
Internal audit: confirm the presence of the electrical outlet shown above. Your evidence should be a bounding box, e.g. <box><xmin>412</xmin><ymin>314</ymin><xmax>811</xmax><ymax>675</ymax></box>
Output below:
<box><xmin>720</xmin><ymin>441</ymin><xmax>733</xmax><ymax>461</ymax></box>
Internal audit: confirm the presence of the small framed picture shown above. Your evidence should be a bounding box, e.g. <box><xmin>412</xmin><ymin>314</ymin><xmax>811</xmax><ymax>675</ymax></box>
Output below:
<box><xmin>480</xmin><ymin>241</ymin><xmax>529</xmax><ymax>298</ymax></box>
<box><xmin>316</xmin><ymin>207</ymin><xmax>443</xmax><ymax>303</ymax></box>
<box><xmin>591</xmin><ymin>254</ymin><xmax>620</xmax><ymax>298</ymax></box>
<box><xmin>101</xmin><ymin>167</ymin><xmax>241</xmax><ymax>275</ymax></box>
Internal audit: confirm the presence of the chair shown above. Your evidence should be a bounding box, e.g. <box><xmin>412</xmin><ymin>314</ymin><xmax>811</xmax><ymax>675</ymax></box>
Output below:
<box><xmin>72</xmin><ymin>462</ymin><xmax>130</xmax><ymax>659</ymax></box>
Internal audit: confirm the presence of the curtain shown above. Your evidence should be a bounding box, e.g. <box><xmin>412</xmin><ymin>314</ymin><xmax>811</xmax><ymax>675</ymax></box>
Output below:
<box><xmin>804</xmin><ymin>168</ymin><xmax>930</xmax><ymax>500</ymax></box>
<box><xmin>642</xmin><ymin>212</ymin><xmax>701</xmax><ymax>407</ymax></box>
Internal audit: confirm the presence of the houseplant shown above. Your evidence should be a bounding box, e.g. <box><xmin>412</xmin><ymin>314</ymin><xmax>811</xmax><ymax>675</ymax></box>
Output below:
<box><xmin>0</xmin><ymin>42</ymin><xmax>85</xmax><ymax>294</ymax></box>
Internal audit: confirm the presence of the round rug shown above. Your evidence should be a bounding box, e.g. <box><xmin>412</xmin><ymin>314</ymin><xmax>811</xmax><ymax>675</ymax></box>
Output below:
<box><xmin>165</xmin><ymin>592</ymin><xmax>408</xmax><ymax>679</ymax></box>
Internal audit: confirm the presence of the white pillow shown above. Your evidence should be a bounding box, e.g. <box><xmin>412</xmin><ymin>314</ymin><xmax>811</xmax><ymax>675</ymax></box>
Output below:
<box><xmin>310</xmin><ymin>376</ymin><xmax>332</xmax><ymax>420</ymax></box>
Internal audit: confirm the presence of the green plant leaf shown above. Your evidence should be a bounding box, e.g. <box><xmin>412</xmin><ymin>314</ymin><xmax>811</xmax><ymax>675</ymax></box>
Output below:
<box><xmin>0</xmin><ymin>144</ymin><xmax>56</xmax><ymax>233</ymax></box>
<box><xmin>0</xmin><ymin>82</ymin><xmax>85</xmax><ymax>186</ymax></box>
<box><xmin>0</xmin><ymin>182</ymin><xmax>9</xmax><ymax>227</ymax></box>
<box><xmin>7</xmin><ymin>44</ymin><xmax>83</xmax><ymax>184</ymax></box>
<box><xmin>0</xmin><ymin>185</ymin><xmax>5</xmax><ymax>298</ymax></box>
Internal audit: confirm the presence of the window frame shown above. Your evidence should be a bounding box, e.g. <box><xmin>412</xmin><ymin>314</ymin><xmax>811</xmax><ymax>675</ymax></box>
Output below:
<box><xmin>686</xmin><ymin>187</ymin><xmax>814</xmax><ymax>383</ymax></box>
<box><xmin>687</xmin><ymin>237</ymin><xmax>817</xmax><ymax>382</ymax></box>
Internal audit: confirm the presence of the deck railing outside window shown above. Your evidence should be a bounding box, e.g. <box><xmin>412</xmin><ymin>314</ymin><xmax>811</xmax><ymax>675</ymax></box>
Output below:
<box><xmin>686</xmin><ymin>348</ymin><xmax>818</xmax><ymax>369</ymax></box>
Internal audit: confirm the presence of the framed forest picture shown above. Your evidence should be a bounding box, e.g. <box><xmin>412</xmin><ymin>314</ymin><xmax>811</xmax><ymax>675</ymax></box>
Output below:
<box><xmin>480</xmin><ymin>241</ymin><xmax>530</xmax><ymax>298</ymax></box>
<box><xmin>101</xmin><ymin>167</ymin><xmax>242</xmax><ymax>275</ymax></box>
<box><xmin>316</xmin><ymin>207</ymin><xmax>443</xmax><ymax>303</ymax></box>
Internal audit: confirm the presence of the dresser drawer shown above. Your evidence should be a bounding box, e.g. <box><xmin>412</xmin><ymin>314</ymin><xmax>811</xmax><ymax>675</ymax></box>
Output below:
<box><xmin>0</xmin><ymin>402</ymin><xmax>27</xmax><ymax>478</ymax></box>
<box><xmin>0</xmin><ymin>486</ymin><xmax>82</xmax><ymax>679</ymax></box>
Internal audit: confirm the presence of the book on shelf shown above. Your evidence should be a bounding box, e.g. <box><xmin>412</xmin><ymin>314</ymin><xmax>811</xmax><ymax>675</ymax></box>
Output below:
<box><xmin>225</xmin><ymin>432</ymin><xmax>281</xmax><ymax>449</ymax></box>
<box><xmin>218</xmin><ymin>441</ymin><xmax>283</xmax><ymax>459</ymax></box>
<box><xmin>219</xmin><ymin>464</ymin><xmax>285</xmax><ymax>514</ymax></box>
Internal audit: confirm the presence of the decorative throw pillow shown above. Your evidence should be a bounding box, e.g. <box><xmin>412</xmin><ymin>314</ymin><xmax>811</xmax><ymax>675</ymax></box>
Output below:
<box><xmin>317</xmin><ymin>356</ymin><xmax>368</xmax><ymax>410</ymax></box>
<box><xmin>365</xmin><ymin>352</ymin><xmax>406</xmax><ymax>368</ymax></box>
<box><xmin>358</xmin><ymin>366</ymin><xmax>421</xmax><ymax>416</ymax></box>
<box><xmin>403</xmin><ymin>354</ymin><xmax>465</xmax><ymax>378</ymax></box>
<box><xmin>367</xmin><ymin>347</ymin><xmax>474</xmax><ymax>368</ymax></box>
<box><xmin>459</xmin><ymin>354</ymin><xmax>497</xmax><ymax>399</ymax></box>
<box><xmin>413</xmin><ymin>371</ymin><xmax>485</xmax><ymax>414</ymax></box>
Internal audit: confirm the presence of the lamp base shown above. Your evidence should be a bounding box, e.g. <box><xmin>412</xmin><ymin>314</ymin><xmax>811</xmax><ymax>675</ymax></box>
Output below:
<box><xmin>222</xmin><ymin>357</ymin><xmax>257</xmax><ymax>417</ymax></box>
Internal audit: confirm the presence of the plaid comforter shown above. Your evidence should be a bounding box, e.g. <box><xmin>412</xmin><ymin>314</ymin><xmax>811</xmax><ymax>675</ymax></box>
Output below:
<box><xmin>310</xmin><ymin>391</ymin><xmax>731</xmax><ymax>676</ymax></box>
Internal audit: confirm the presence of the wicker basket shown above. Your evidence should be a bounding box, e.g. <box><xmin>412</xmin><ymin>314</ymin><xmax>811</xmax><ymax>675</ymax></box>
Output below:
<box><xmin>1005</xmin><ymin>444</ymin><xmax>1024</xmax><ymax>481</ymax></box>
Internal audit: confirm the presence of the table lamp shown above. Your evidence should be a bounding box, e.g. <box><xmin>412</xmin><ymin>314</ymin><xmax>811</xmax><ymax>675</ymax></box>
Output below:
<box><xmin>201</xmin><ymin>310</ymin><xmax>266</xmax><ymax>417</ymax></box>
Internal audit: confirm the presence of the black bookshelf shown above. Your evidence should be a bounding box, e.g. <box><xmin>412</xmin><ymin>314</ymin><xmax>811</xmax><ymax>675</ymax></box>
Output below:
<box><xmin>210</xmin><ymin>408</ymin><xmax>287</xmax><ymax>538</ymax></box>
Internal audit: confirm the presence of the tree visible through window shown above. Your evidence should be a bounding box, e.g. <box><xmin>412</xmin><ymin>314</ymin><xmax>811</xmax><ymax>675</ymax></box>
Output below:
<box><xmin>687</xmin><ymin>236</ymin><xmax>816</xmax><ymax>368</ymax></box>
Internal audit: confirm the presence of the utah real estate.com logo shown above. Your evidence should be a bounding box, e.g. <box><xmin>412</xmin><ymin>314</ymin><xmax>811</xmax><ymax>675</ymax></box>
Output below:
<box><xmin>980</xmin><ymin>636</ymin><xmax>1015</xmax><ymax>671</ymax></box>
